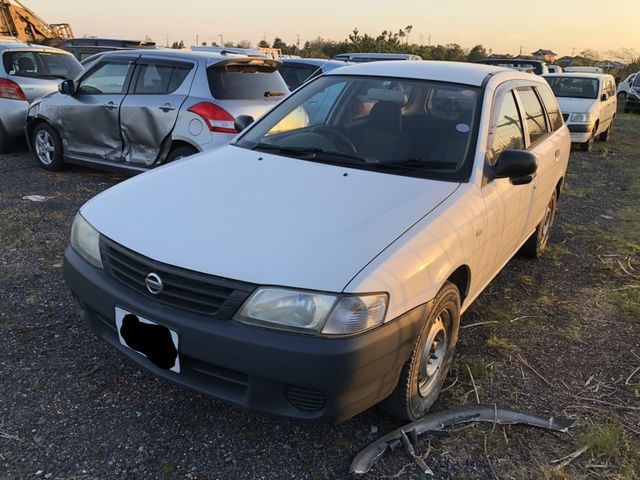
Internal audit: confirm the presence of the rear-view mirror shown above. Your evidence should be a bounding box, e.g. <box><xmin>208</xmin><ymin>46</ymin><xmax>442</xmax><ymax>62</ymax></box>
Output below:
<box><xmin>58</xmin><ymin>79</ymin><xmax>75</xmax><ymax>95</ymax></box>
<box><xmin>493</xmin><ymin>149</ymin><xmax>538</xmax><ymax>185</ymax></box>
<box><xmin>234</xmin><ymin>115</ymin><xmax>254</xmax><ymax>133</ymax></box>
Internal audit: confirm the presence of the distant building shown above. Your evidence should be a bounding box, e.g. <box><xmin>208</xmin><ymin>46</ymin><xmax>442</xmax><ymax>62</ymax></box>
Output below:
<box><xmin>531</xmin><ymin>49</ymin><xmax>557</xmax><ymax>63</ymax></box>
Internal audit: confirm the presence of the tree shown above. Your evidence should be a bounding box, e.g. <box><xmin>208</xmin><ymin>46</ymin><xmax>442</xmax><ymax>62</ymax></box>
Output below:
<box><xmin>236</xmin><ymin>40</ymin><xmax>252</xmax><ymax>48</ymax></box>
<box><xmin>258</xmin><ymin>40</ymin><xmax>270</xmax><ymax>48</ymax></box>
<box><xmin>467</xmin><ymin>44</ymin><xmax>487</xmax><ymax>62</ymax></box>
<box><xmin>171</xmin><ymin>40</ymin><xmax>184</xmax><ymax>49</ymax></box>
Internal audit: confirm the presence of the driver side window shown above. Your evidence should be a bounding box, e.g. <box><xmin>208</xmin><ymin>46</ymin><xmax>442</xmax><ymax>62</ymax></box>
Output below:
<box><xmin>77</xmin><ymin>62</ymin><xmax>131</xmax><ymax>95</ymax></box>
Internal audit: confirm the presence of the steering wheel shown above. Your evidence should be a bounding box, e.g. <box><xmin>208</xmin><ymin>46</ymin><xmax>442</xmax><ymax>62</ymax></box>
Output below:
<box><xmin>309</xmin><ymin>126</ymin><xmax>357</xmax><ymax>153</ymax></box>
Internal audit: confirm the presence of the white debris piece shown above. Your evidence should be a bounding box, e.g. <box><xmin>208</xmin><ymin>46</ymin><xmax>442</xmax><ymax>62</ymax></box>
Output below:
<box><xmin>22</xmin><ymin>195</ymin><xmax>52</xmax><ymax>202</ymax></box>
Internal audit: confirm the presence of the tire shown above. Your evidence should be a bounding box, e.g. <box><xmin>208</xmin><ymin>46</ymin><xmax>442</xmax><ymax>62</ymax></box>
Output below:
<box><xmin>579</xmin><ymin>131</ymin><xmax>594</xmax><ymax>152</ymax></box>
<box><xmin>0</xmin><ymin>123</ymin><xmax>14</xmax><ymax>154</ymax></box>
<box><xmin>520</xmin><ymin>189</ymin><xmax>558</xmax><ymax>258</ymax></box>
<box><xmin>380</xmin><ymin>281</ymin><xmax>461</xmax><ymax>421</ymax></box>
<box><xmin>599</xmin><ymin>119</ymin><xmax>613</xmax><ymax>142</ymax></box>
<box><xmin>166</xmin><ymin>145</ymin><xmax>198</xmax><ymax>163</ymax></box>
<box><xmin>32</xmin><ymin>123</ymin><xmax>64</xmax><ymax>171</ymax></box>
<box><xmin>617</xmin><ymin>92</ymin><xmax>626</xmax><ymax>104</ymax></box>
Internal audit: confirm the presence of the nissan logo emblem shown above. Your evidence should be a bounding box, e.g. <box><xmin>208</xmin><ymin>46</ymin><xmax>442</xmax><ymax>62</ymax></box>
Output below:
<box><xmin>145</xmin><ymin>273</ymin><xmax>164</xmax><ymax>295</ymax></box>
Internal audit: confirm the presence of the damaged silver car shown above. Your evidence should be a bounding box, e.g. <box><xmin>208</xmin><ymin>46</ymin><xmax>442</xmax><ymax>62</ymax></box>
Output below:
<box><xmin>26</xmin><ymin>49</ymin><xmax>289</xmax><ymax>172</ymax></box>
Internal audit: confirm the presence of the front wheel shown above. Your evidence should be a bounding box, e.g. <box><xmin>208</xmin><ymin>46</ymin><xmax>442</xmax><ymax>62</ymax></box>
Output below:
<box><xmin>520</xmin><ymin>189</ymin><xmax>557</xmax><ymax>258</ymax></box>
<box><xmin>380</xmin><ymin>281</ymin><xmax>460</xmax><ymax>421</ymax></box>
<box><xmin>166</xmin><ymin>145</ymin><xmax>198</xmax><ymax>163</ymax></box>
<box><xmin>32</xmin><ymin>123</ymin><xmax>64</xmax><ymax>171</ymax></box>
<box><xmin>599</xmin><ymin>119</ymin><xmax>613</xmax><ymax>141</ymax></box>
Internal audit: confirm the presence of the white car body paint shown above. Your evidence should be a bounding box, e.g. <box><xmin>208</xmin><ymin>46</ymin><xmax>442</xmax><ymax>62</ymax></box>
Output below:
<box><xmin>80</xmin><ymin>62</ymin><xmax>571</xmax><ymax>323</ymax></box>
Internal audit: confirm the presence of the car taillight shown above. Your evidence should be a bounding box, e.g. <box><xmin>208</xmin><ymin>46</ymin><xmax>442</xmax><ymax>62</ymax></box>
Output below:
<box><xmin>0</xmin><ymin>78</ymin><xmax>27</xmax><ymax>101</ymax></box>
<box><xmin>187</xmin><ymin>102</ymin><xmax>237</xmax><ymax>134</ymax></box>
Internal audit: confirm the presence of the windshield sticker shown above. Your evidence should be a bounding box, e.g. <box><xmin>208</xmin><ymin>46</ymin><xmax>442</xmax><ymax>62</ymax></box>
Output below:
<box><xmin>456</xmin><ymin>123</ymin><xmax>470</xmax><ymax>133</ymax></box>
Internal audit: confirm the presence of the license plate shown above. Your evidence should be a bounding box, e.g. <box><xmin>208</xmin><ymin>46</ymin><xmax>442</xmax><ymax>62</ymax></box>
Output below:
<box><xmin>115</xmin><ymin>307</ymin><xmax>180</xmax><ymax>373</ymax></box>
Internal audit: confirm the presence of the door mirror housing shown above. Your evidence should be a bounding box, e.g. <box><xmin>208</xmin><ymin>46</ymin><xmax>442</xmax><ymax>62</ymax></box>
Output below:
<box><xmin>493</xmin><ymin>149</ymin><xmax>538</xmax><ymax>185</ymax></box>
<box><xmin>600</xmin><ymin>93</ymin><xmax>607</xmax><ymax>101</ymax></box>
<box><xmin>234</xmin><ymin>115</ymin><xmax>254</xmax><ymax>133</ymax></box>
<box><xmin>58</xmin><ymin>79</ymin><xmax>75</xmax><ymax>95</ymax></box>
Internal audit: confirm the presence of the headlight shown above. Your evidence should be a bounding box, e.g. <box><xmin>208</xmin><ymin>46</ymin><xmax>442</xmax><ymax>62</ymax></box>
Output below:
<box><xmin>70</xmin><ymin>213</ymin><xmax>103</xmax><ymax>269</ymax></box>
<box><xmin>234</xmin><ymin>287</ymin><xmax>388</xmax><ymax>336</ymax></box>
<box><xmin>569</xmin><ymin>113</ymin><xmax>593</xmax><ymax>123</ymax></box>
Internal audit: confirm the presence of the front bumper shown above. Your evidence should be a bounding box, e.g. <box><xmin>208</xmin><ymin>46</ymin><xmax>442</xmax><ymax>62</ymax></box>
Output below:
<box><xmin>567</xmin><ymin>123</ymin><xmax>593</xmax><ymax>143</ymax></box>
<box><xmin>64</xmin><ymin>246</ymin><xmax>426</xmax><ymax>423</ymax></box>
<box><xmin>625</xmin><ymin>95</ymin><xmax>640</xmax><ymax>112</ymax></box>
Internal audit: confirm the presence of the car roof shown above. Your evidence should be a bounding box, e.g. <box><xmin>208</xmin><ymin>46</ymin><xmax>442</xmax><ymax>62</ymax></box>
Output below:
<box><xmin>542</xmin><ymin>72</ymin><xmax>613</xmax><ymax>80</ymax></box>
<box><xmin>325</xmin><ymin>60</ymin><xmax>532</xmax><ymax>87</ymax></box>
<box><xmin>281</xmin><ymin>58</ymin><xmax>334</xmax><ymax>67</ymax></box>
<box><xmin>98</xmin><ymin>48</ymin><xmax>279</xmax><ymax>66</ymax></box>
<box><xmin>0</xmin><ymin>41</ymin><xmax>72</xmax><ymax>54</ymax></box>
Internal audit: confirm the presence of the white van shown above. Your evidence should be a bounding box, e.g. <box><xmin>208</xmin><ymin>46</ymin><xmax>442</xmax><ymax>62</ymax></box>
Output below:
<box><xmin>543</xmin><ymin>73</ymin><xmax>617</xmax><ymax>151</ymax></box>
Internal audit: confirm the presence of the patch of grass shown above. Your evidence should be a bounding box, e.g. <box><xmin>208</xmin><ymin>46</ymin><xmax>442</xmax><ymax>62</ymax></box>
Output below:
<box><xmin>520</xmin><ymin>274</ymin><xmax>535</xmax><ymax>287</ymax></box>
<box><xmin>603</xmin><ymin>287</ymin><xmax>640</xmax><ymax>322</ymax></box>
<box><xmin>580</xmin><ymin>421</ymin><xmax>622</xmax><ymax>458</ymax></box>
<box><xmin>486</xmin><ymin>335</ymin><xmax>517</xmax><ymax>351</ymax></box>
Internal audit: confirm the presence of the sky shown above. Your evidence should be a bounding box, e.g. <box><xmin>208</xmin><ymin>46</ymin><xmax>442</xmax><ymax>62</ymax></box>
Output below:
<box><xmin>24</xmin><ymin>0</ymin><xmax>640</xmax><ymax>57</ymax></box>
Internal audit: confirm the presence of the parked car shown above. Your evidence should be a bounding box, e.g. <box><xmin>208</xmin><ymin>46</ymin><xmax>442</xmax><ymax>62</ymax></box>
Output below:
<box><xmin>543</xmin><ymin>73</ymin><xmax>617</xmax><ymax>151</ymax></box>
<box><xmin>622</xmin><ymin>72</ymin><xmax>640</xmax><ymax>113</ymax></box>
<box><xmin>26</xmin><ymin>49</ymin><xmax>289</xmax><ymax>172</ymax></box>
<box><xmin>563</xmin><ymin>66</ymin><xmax>603</xmax><ymax>74</ymax></box>
<box><xmin>0</xmin><ymin>41</ymin><xmax>82</xmax><ymax>152</ymax></box>
<box><xmin>547</xmin><ymin>65</ymin><xmax>563</xmax><ymax>73</ymax></box>
<box><xmin>64</xmin><ymin>61</ymin><xmax>570</xmax><ymax>422</ymax></box>
<box><xmin>277</xmin><ymin>58</ymin><xmax>345</xmax><ymax>90</ymax></box>
<box><xmin>56</xmin><ymin>38</ymin><xmax>156</xmax><ymax>62</ymax></box>
<box><xmin>473</xmin><ymin>58</ymin><xmax>548</xmax><ymax>75</ymax></box>
<box><xmin>333</xmin><ymin>52</ymin><xmax>422</xmax><ymax>63</ymax></box>
<box><xmin>616</xmin><ymin>72</ymin><xmax>637</xmax><ymax>102</ymax></box>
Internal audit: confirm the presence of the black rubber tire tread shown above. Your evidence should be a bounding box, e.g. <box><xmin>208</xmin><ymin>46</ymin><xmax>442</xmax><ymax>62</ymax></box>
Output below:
<box><xmin>380</xmin><ymin>281</ymin><xmax>461</xmax><ymax>421</ymax></box>
<box><xmin>32</xmin><ymin>123</ymin><xmax>64</xmax><ymax>171</ymax></box>
<box><xmin>0</xmin><ymin>122</ymin><xmax>14</xmax><ymax>154</ymax></box>
<box><xmin>166</xmin><ymin>145</ymin><xmax>198</xmax><ymax>163</ymax></box>
<box><xmin>599</xmin><ymin>120</ymin><xmax>613</xmax><ymax>142</ymax></box>
<box><xmin>520</xmin><ymin>189</ymin><xmax>558</xmax><ymax>258</ymax></box>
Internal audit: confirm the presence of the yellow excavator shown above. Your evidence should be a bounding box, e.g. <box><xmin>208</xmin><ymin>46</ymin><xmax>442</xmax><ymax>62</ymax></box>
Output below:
<box><xmin>0</xmin><ymin>0</ymin><xmax>73</xmax><ymax>45</ymax></box>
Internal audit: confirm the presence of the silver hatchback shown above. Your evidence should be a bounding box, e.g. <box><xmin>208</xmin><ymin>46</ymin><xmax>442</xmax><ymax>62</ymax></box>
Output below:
<box><xmin>26</xmin><ymin>49</ymin><xmax>288</xmax><ymax>172</ymax></box>
<box><xmin>0</xmin><ymin>40</ymin><xmax>82</xmax><ymax>152</ymax></box>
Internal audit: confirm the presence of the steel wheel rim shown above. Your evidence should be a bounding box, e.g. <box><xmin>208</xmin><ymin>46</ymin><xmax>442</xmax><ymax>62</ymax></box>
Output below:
<box><xmin>539</xmin><ymin>197</ymin><xmax>555</xmax><ymax>249</ymax></box>
<box><xmin>418</xmin><ymin>314</ymin><xmax>448</xmax><ymax>397</ymax></box>
<box><xmin>35</xmin><ymin>130</ymin><xmax>55</xmax><ymax>165</ymax></box>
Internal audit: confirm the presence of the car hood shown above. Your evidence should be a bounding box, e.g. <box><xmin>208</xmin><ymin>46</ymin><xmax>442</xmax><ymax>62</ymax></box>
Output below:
<box><xmin>556</xmin><ymin>97</ymin><xmax>596</xmax><ymax>115</ymax></box>
<box><xmin>81</xmin><ymin>146</ymin><xmax>460</xmax><ymax>292</ymax></box>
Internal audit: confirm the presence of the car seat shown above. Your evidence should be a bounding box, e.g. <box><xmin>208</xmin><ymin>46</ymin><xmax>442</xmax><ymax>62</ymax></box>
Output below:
<box><xmin>355</xmin><ymin>101</ymin><xmax>410</xmax><ymax>162</ymax></box>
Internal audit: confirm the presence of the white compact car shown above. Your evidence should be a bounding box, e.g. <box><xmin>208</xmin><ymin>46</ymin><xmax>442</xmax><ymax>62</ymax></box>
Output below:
<box><xmin>64</xmin><ymin>61</ymin><xmax>570</xmax><ymax>422</ymax></box>
<box><xmin>543</xmin><ymin>73</ymin><xmax>617</xmax><ymax>151</ymax></box>
<box><xmin>617</xmin><ymin>73</ymin><xmax>636</xmax><ymax>102</ymax></box>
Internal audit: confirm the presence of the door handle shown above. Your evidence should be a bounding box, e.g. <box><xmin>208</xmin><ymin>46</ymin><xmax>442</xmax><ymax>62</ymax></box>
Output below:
<box><xmin>159</xmin><ymin>103</ymin><xmax>176</xmax><ymax>112</ymax></box>
<box><xmin>104</xmin><ymin>101</ymin><xmax>117</xmax><ymax>110</ymax></box>
<box><xmin>554</xmin><ymin>149</ymin><xmax>561</xmax><ymax>158</ymax></box>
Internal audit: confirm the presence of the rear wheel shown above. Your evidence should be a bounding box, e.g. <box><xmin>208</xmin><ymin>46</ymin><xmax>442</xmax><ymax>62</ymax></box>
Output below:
<box><xmin>32</xmin><ymin>123</ymin><xmax>64</xmax><ymax>171</ymax></box>
<box><xmin>380</xmin><ymin>281</ymin><xmax>460</xmax><ymax>421</ymax></box>
<box><xmin>520</xmin><ymin>189</ymin><xmax>557</xmax><ymax>258</ymax></box>
<box><xmin>166</xmin><ymin>145</ymin><xmax>198</xmax><ymax>163</ymax></box>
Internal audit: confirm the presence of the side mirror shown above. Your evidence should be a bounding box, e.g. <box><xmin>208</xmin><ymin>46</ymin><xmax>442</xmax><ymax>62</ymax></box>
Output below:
<box><xmin>600</xmin><ymin>93</ymin><xmax>607</xmax><ymax>101</ymax></box>
<box><xmin>234</xmin><ymin>115</ymin><xmax>254</xmax><ymax>133</ymax></box>
<box><xmin>58</xmin><ymin>79</ymin><xmax>75</xmax><ymax>95</ymax></box>
<box><xmin>493</xmin><ymin>149</ymin><xmax>538</xmax><ymax>185</ymax></box>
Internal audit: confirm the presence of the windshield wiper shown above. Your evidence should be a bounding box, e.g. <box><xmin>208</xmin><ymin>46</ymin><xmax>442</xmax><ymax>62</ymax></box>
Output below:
<box><xmin>367</xmin><ymin>159</ymin><xmax>459</xmax><ymax>171</ymax></box>
<box><xmin>252</xmin><ymin>143</ymin><xmax>366</xmax><ymax>163</ymax></box>
<box><xmin>264</xmin><ymin>91</ymin><xmax>286</xmax><ymax>97</ymax></box>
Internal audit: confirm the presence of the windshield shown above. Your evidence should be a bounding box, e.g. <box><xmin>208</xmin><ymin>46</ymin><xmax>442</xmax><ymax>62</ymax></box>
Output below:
<box><xmin>544</xmin><ymin>76</ymin><xmax>599</xmax><ymax>99</ymax></box>
<box><xmin>235</xmin><ymin>75</ymin><xmax>480</xmax><ymax>182</ymax></box>
<box><xmin>2</xmin><ymin>51</ymin><xmax>82</xmax><ymax>79</ymax></box>
<box><xmin>634</xmin><ymin>74</ymin><xmax>640</xmax><ymax>88</ymax></box>
<box><xmin>207</xmin><ymin>62</ymin><xmax>288</xmax><ymax>100</ymax></box>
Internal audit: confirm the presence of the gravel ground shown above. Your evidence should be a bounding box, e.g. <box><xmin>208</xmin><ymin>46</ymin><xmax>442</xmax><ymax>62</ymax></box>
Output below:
<box><xmin>1</xmin><ymin>116</ymin><xmax>639</xmax><ymax>480</ymax></box>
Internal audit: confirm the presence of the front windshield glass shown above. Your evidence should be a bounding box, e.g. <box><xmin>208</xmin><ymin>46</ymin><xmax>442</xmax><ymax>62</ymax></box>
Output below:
<box><xmin>544</xmin><ymin>76</ymin><xmax>599</xmax><ymax>99</ymax></box>
<box><xmin>634</xmin><ymin>74</ymin><xmax>640</xmax><ymax>88</ymax></box>
<box><xmin>235</xmin><ymin>75</ymin><xmax>480</xmax><ymax>182</ymax></box>
<box><xmin>2</xmin><ymin>51</ymin><xmax>82</xmax><ymax>79</ymax></box>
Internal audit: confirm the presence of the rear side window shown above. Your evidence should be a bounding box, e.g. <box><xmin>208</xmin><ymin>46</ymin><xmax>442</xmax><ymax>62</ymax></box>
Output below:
<box><xmin>489</xmin><ymin>91</ymin><xmax>524</xmax><ymax>165</ymax></box>
<box><xmin>279</xmin><ymin>64</ymin><xmax>317</xmax><ymax>90</ymax></box>
<box><xmin>517</xmin><ymin>87</ymin><xmax>548</xmax><ymax>144</ymax></box>
<box><xmin>2</xmin><ymin>51</ymin><xmax>81</xmax><ymax>79</ymax></box>
<box><xmin>207</xmin><ymin>62</ymin><xmax>288</xmax><ymax>100</ymax></box>
<box><xmin>536</xmin><ymin>85</ymin><xmax>563</xmax><ymax>131</ymax></box>
<box><xmin>134</xmin><ymin>63</ymin><xmax>192</xmax><ymax>94</ymax></box>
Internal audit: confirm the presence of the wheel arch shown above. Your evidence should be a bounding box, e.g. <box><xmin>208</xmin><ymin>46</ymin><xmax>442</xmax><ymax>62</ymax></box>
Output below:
<box><xmin>445</xmin><ymin>265</ymin><xmax>470</xmax><ymax>306</ymax></box>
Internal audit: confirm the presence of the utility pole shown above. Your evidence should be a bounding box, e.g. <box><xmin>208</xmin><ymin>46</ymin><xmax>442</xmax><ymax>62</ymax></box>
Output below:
<box><xmin>196</xmin><ymin>34</ymin><xmax>199</xmax><ymax>46</ymax></box>
<box><xmin>219</xmin><ymin>34</ymin><xmax>224</xmax><ymax>46</ymax></box>
<box><xmin>296</xmin><ymin>33</ymin><xmax>300</xmax><ymax>54</ymax></box>
<box><xmin>428</xmin><ymin>34</ymin><xmax>431</xmax><ymax>46</ymax></box>
<box><xmin>419</xmin><ymin>34</ymin><xmax>424</xmax><ymax>46</ymax></box>
<box><xmin>571</xmin><ymin>46</ymin><xmax>576</xmax><ymax>56</ymax></box>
